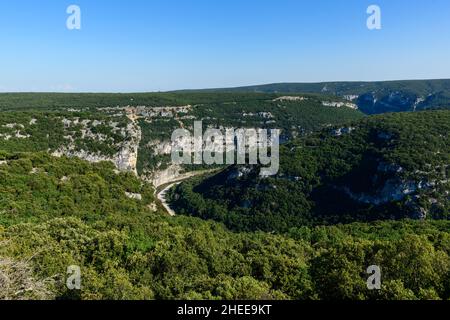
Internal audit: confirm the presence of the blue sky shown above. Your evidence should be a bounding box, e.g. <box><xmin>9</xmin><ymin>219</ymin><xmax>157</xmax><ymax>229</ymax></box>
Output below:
<box><xmin>0</xmin><ymin>0</ymin><xmax>449</xmax><ymax>92</ymax></box>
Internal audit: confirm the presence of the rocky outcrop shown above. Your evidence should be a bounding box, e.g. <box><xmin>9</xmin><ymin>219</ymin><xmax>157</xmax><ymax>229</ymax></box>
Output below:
<box><xmin>340</xmin><ymin>161</ymin><xmax>448</xmax><ymax>219</ymax></box>
<box><xmin>227</xmin><ymin>167</ymin><xmax>254</xmax><ymax>181</ymax></box>
<box><xmin>150</xmin><ymin>164</ymin><xmax>183</xmax><ymax>187</ymax></box>
<box><xmin>322</xmin><ymin>101</ymin><xmax>358</xmax><ymax>110</ymax></box>
<box><xmin>273</xmin><ymin>96</ymin><xmax>308</xmax><ymax>102</ymax></box>
<box><xmin>331</xmin><ymin>127</ymin><xmax>355</xmax><ymax>137</ymax></box>
<box><xmin>125</xmin><ymin>192</ymin><xmax>142</xmax><ymax>201</ymax></box>
<box><xmin>115</xmin><ymin>122</ymin><xmax>141</xmax><ymax>174</ymax></box>
<box><xmin>0</xmin><ymin>123</ymin><xmax>31</xmax><ymax>140</ymax></box>
<box><xmin>149</xmin><ymin>140</ymin><xmax>172</xmax><ymax>155</ymax></box>
<box><xmin>52</xmin><ymin>117</ymin><xmax>141</xmax><ymax>175</ymax></box>
<box><xmin>342</xmin><ymin>178</ymin><xmax>417</xmax><ymax>206</ymax></box>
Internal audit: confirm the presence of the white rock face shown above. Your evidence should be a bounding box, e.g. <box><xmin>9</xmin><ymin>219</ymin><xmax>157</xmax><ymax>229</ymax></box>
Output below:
<box><xmin>322</xmin><ymin>101</ymin><xmax>358</xmax><ymax>110</ymax></box>
<box><xmin>149</xmin><ymin>140</ymin><xmax>173</xmax><ymax>155</ymax></box>
<box><xmin>331</xmin><ymin>127</ymin><xmax>355</xmax><ymax>137</ymax></box>
<box><xmin>125</xmin><ymin>192</ymin><xmax>142</xmax><ymax>201</ymax></box>
<box><xmin>0</xmin><ymin>123</ymin><xmax>30</xmax><ymax>140</ymax></box>
<box><xmin>151</xmin><ymin>164</ymin><xmax>183</xmax><ymax>187</ymax></box>
<box><xmin>273</xmin><ymin>96</ymin><xmax>307</xmax><ymax>102</ymax></box>
<box><xmin>413</xmin><ymin>97</ymin><xmax>425</xmax><ymax>111</ymax></box>
<box><xmin>343</xmin><ymin>179</ymin><xmax>418</xmax><ymax>206</ymax></box>
<box><xmin>115</xmin><ymin>122</ymin><xmax>141</xmax><ymax>174</ymax></box>
<box><xmin>3</xmin><ymin>123</ymin><xmax>24</xmax><ymax>129</ymax></box>
<box><xmin>344</xmin><ymin>95</ymin><xmax>359</xmax><ymax>101</ymax></box>
<box><xmin>151</xmin><ymin>164</ymin><xmax>215</xmax><ymax>188</ymax></box>
<box><xmin>52</xmin><ymin>117</ymin><xmax>141</xmax><ymax>175</ymax></box>
<box><xmin>0</xmin><ymin>131</ymin><xmax>30</xmax><ymax>140</ymax></box>
<box><xmin>99</xmin><ymin>105</ymin><xmax>192</xmax><ymax>119</ymax></box>
<box><xmin>52</xmin><ymin>149</ymin><xmax>112</xmax><ymax>164</ymax></box>
<box><xmin>339</xmin><ymin>161</ymin><xmax>448</xmax><ymax>219</ymax></box>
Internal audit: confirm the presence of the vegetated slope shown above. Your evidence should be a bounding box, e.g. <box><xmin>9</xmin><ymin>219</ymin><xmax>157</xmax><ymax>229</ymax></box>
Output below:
<box><xmin>169</xmin><ymin>110</ymin><xmax>450</xmax><ymax>232</ymax></box>
<box><xmin>0</xmin><ymin>92</ymin><xmax>280</xmax><ymax>111</ymax></box>
<box><xmin>2</xmin><ymin>92</ymin><xmax>331</xmax><ymax>112</ymax></box>
<box><xmin>0</xmin><ymin>93</ymin><xmax>364</xmax><ymax>183</ymax></box>
<box><xmin>134</xmin><ymin>93</ymin><xmax>363</xmax><ymax>180</ymax></box>
<box><xmin>0</xmin><ymin>111</ymin><xmax>132</xmax><ymax>154</ymax></box>
<box><xmin>0</xmin><ymin>152</ymin><xmax>156</xmax><ymax>227</ymax></box>
<box><xmin>188</xmin><ymin>79</ymin><xmax>450</xmax><ymax>114</ymax></box>
<box><xmin>2</xmin><ymin>152</ymin><xmax>450</xmax><ymax>300</ymax></box>
<box><xmin>0</xmin><ymin>111</ymin><xmax>140</xmax><ymax>174</ymax></box>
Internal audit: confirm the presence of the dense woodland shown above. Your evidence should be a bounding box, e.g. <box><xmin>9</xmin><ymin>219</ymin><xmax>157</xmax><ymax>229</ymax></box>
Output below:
<box><xmin>193</xmin><ymin>79</ymin><xmax>450</xmax><ymax>114</ymax></box>
<box><xmin>0</xmin><ymin>111</ymin><xmax>130</xmax><ymax>156</ymax></box>
<box><xmin>0</xmin><ymin>92</ymin><xmax>364</xmax><ymax>178</ymax></box>
<box><xmin>0</xmin><ymin>92</ymin><xmax>280</xmax><ymax>111</ymax></box>
<box><xmin>0</xmin><ymin>92</ymin><xmax>449</xmax><ymax>300</ymax></box>
<box><xmin>1</xmin><ymin>152</ymin><xmax>450</xmax><ymax>300</ymax></box>
<box><xmin>169</xmin><ymin>110</ymin><xmax>449</xmax><ymax>233</ymax></box>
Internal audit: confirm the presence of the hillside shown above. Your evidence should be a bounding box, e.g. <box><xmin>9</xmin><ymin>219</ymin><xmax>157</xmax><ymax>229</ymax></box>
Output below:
<box><xmin>183</xmin><ymin>79</ymin><xmax>450</xmax><ymax>114</ymax></box>
<box><xmin>0</xmin><ymin>92</ymin><xmax>364</xmax><ymax>186</ymax></box>
<box><xmin>2</xmin><ymin>152</ymin><xmax>450</xmax><ymax>300</ymax></box>
<box><xmin>1</xmin><ymin>94</ymin><xmax>449</xmax><ymax>301</ymax></box>
<box><xmin>168</xmin><ymin>110</ymin><xmax>450</xmax><ymax>232</ymax></box>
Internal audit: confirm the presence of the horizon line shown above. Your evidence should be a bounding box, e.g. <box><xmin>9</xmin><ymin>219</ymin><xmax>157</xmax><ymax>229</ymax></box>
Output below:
<box><xmin>0</xmin><ymin>77</ymin><xmax>449</xmax><ymax>94</ymax></box>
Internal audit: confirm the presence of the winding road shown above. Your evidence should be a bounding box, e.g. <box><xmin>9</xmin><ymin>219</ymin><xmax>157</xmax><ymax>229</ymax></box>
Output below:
<box><xmin>156</xmin><ymin>181</ymin><xmax>181</xmax><ymax>216</ymax></box>
<box><xmin>155</xmin><ymin>169</ymin><xmax>219</xmax><ymax>216</ymax></box>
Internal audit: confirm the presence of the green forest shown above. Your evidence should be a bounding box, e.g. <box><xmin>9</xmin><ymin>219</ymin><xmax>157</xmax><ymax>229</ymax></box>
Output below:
<box><xmin>169</xmin><ymin>110</ymin><xmax>449</xmax><ymax>232</ymax></box>
<box><xmin>1</xmin><ymin>152</ymin><xmax>450</xmax><ymax>300</ymax></box>
<box><xmin>193</xmin><ymin>79</ymin><xmax>450</xmax><ymax>114</ymax></box>
<box><xmin>0</xmin><ymin>92</ymin><xmax>448</xmax><ymax>300</ymax></box>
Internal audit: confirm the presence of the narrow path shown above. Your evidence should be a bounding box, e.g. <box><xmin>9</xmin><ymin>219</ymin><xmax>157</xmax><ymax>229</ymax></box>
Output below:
<box><xmin>155</xmin><ymin>169</ymin><xmax>220</xmax><ymax>216</ymax></box>
<box><xmin>156</xmin><ymin>181</ymin><xmax>181</xmax><ymax>216</ymax></box>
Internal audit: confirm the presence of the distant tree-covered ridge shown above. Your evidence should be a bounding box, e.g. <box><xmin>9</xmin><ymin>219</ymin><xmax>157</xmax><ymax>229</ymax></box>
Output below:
<box><xmin>2</xmin><ymin>79</ymin><xmax>450</xmax><ymax>115</ymax></box>
<box><xmin>169</xmin><ymin>110</ymin><xmax>450</xmax><ymax>232</ymax></box>
<box><xmin>181</xmin><ymin>79</ymin><xmax>450</xmax><ymax>114</ymax></box>
<box><xmin>0</xmin><ymin>92</ymin><xmax>351</xmax><ymax>111</ymax></box>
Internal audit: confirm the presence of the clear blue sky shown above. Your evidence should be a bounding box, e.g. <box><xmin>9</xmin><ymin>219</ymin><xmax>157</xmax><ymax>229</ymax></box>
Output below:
<box><xmin>1</xmin><ymin>0</ymin><xmax>449</xmax><ymax>92</ymax></box>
